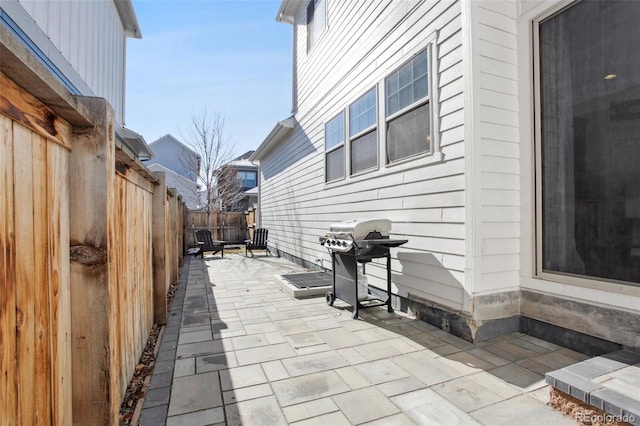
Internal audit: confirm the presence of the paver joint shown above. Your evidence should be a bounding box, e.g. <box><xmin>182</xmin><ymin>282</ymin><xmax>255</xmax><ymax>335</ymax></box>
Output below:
<box><xmin>140</xmin><ymin>254</ymin><xmax>592</xmax><ymax>425</ymax></box>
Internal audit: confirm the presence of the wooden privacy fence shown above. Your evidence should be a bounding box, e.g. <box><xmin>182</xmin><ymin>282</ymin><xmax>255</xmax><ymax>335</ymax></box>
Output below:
<box><xmin>245</xmin><ymin>205</ymin><xmax>258</xmax><ymax>241</ymax></box>
<box><xmin>1</xmin><ymin>69</ymin><xmax>185</xmax><ymax>424</ymax></box>
<box><xmin>185</xmin><ymin>210</ymin><xmax>247</xmax><ymax>246</ymax></box>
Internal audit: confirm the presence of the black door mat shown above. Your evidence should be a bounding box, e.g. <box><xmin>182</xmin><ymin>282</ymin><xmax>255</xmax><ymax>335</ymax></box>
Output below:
<box><xmin>281</xmin><ymin>272</ymin><xmax>332</xmax><ymax>289</ymax></box>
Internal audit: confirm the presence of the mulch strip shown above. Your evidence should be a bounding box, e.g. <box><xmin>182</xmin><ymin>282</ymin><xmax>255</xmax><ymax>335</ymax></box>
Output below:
<box><xmin>119</xmin><ymin>277</ymin><xmax>180</xmax><ymax>425</ymax></box>
<box><xmin>548</xmin><ymin>388</ymin><xmax>633</xmax><ymax>426</ymax></box>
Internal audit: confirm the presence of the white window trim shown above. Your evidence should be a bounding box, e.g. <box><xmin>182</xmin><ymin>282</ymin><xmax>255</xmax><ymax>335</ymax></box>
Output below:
<box><xmin>380</xmin><ymin>39</ymin><xmax>441</xmax><ymax>169</ymax></box>
<box><xmin>323</xmin><ymin>34</ymin><xmax>444</xmax><ymax>187</ymax></box>
<box><xmin>532</xmin><ymin>2</ymin><xmax>639</xmax><ymax>289</ymax></box>
<box><xmin>306</xmin><ymin>0</ymin><xmax>327</xmax><ymax>54</ymax></box>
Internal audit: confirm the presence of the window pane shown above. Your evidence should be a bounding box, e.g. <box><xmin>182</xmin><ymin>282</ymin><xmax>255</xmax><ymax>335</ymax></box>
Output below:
<box><xmin>385</xmin><ymin>49</ymin><xmax>429</xmax><ymax>117</ymax></box>
<box><xmin>306</xmin><ymin>1</ymin><xmax>314</xmax><ymax>50</ymax></box>
<box><xmin>399</xmin><ymin>86</ymin><xmax>412</xmax><ymax>109</ymax></box>
<box><xmin>413</xmin><ymin>51</ymin><xmax>428</xmax><ymax>78</ymax></box>
<box><xmin>539</xmin><ymin>0</ymin><xmax>640</xmax><ymax>284</ymax></box>
<box><xmin>326</xmin><ymin>146</ymin><xmax>345</xmax><ymax>182</ymax></box>
<box><xmin>237</xmin><ymin>171</ymin><xmax>257</xmax><ymax>188</ymax></box>
<box><xmin>351</xmin><ymin>130</ymin><xmax>377</xmax><ymax>174</ymax></box>
<box><xmin>386</xmin><ymin>74</ymin><xmax>398</xmax><ymax>94</ymax></box>
<box><xmin>387</xmin><ymin>93</ymin><xmax>399</xmax><ymax>116</ymax></box>
<box><xmin>398</xmin><ymin>63</ymin><xmax>412</xmax><ymax>88</ymax></box>
<box><xmin>413</xmin><ymin>74</ymin><xmax>428</xmax><ymax>101</ymax></box>
<box><xmin>307</xmin><ymin>0</ymin><xmax>325</xmax><ymax>50</ymax></box>
<box><xmin>349</xmin><ymin>87</ymin><xmax>377</xmax><ymax>136</ymax></box>
<box><xmin>315</xmin><ymin>0</ymin><xmax>326</xmax><ymax>37</ymax></box>
<box><xmin>325</xmin><ymin>113</ymin><xmax>344</xmax><ymax>150</ymax></box>
<box><xmin>247</xmin><ymin>172</ymin><xmax>256</xmax><ymax>187</ymax></box>
<box><xmin>386</xmin><ymin>103</ymin><xmax>430</xmax><ymax>163</ymax></box>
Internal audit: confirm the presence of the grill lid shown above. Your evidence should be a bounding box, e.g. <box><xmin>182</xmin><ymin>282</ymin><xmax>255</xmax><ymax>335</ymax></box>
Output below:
<box><xmin>328</xmin><ymin>219</ymin><xmax>391</xmax><ymax>239</ymax></box>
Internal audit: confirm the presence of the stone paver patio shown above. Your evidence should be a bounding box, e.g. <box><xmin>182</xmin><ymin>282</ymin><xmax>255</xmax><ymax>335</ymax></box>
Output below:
<box><xmin>140</xmin><ymin>253</ymin><xmax>588</xmax><ymax>425</ymax></box>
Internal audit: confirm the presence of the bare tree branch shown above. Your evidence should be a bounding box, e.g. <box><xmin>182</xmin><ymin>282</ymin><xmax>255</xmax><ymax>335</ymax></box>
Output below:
<box><xmin>181</xmin><ymin>109</ymin><xmax>243</xmax><ymax>221</ymax></box>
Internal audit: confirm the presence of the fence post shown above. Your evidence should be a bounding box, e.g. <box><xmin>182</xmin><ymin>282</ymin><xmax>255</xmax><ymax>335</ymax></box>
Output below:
<box><xmin>68</xmin><ymin>97</ymin><xmax>114</xmax><ymax>424</ymax></box>
<box><xmin>177</xmin><ymin>195</ymin><xmax>184</xmax><ymax>268</ymax></box>
<box><xmin>152</xmin><ymin>172</ymin><xmax>169</xmax><ymax>325</ymax></box>
<box><xmin>168</xmin><ymin>189</ymin><xmax>178</xmax><ymax>288</ymax></box>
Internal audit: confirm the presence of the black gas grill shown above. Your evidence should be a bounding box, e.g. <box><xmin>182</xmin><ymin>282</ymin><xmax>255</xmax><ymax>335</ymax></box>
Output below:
<box><xmin>320</xmin><ymin>219</ymin><xmax>407</xmax><ymax>319</ymax></box>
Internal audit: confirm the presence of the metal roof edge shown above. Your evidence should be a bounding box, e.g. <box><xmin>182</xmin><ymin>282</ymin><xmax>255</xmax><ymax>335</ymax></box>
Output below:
<box><xmin>276</xmin><ymin>0</ymin><xmax>302</xmax><ymax>24</ymax></box>
<box><xmin>250</xmin><ymin>116</ymin><xmax>294</xmax><ymax>162</ymax></box>
<box><xmin>113</xmin><ymin>0</ymin><xmax>142</xmax><ymax>39</ymax></box>
<box><xmin>116</xmin><ymin>126</ymin><xmax>154</xmax><ymax>160</ymax></box>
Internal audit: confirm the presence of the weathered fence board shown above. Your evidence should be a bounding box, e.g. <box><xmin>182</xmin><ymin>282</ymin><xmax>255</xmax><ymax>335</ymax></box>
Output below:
<box><xmin>1</xmin><ymin>80</ymin><xmax>73</xmax><ymax>426</ymax></box>
<box><xmin>13</xmin><ymin>123</ymin><xmax>37</xmax><ymax>426</ymax></box>
<box><xmin>69</xmin><ymin>98</ymin><xmax>115</xmax><ymax>425</ymax></box>
<box><xmin>0</xmin><ymin>113</ymin><xmax>18</xmax><ymax>425</ymax></box>
<box><xmin>2</xmin><ymin>76</ymin><xmax>186</xmax><ymax>425</ymax></box>
<box><xmin>2</xmin><ymin>54</ymin><xmax>185</xmax><ymax>426</ymax></box>
<box><xmin>112</xmin><ymin>168</ymin><xmax>155</xmax><ymax>414</ymax></box>
<box><xmin>47</xmin><ymin>140</ymin><xmax>72</xmax><ymax>426</ymax></box>
<box><xmin>152</xmin><ymin>172</ymin><xmax>170</xmax><ymax>324</ymax></box>
<box><xmin>245</xmin><ymin>206</ymin><xmax>258</xmax><ymax>241</ymax></box>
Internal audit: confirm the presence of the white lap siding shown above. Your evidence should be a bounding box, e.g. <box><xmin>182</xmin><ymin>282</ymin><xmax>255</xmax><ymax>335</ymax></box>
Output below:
<box><xmin>466</xmin><ymin>0</ymin><xmax>521</xmax><ymax>304</ymax></box>
<box><xmin>11</xmin><ymin>0</ymin><xmax>128</xmax><ymax>124</ymax></box>
<box><xmin>260</xmin><ymin>0</ymin><xmax>468</xmax><ymax>312</ymax></box>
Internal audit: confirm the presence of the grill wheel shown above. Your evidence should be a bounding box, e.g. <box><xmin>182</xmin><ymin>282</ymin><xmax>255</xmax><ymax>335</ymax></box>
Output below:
<box><xmin>325</xmin><ymin>292</ymin><xmax>335</xmax><ymax>306</ymax></box>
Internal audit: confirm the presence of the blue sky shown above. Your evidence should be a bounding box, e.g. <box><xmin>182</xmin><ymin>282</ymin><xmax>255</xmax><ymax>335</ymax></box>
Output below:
<box><xmin>125</xmin><ymin>0</ymin><xmax>292</xmax><ymax>157</ymax></box>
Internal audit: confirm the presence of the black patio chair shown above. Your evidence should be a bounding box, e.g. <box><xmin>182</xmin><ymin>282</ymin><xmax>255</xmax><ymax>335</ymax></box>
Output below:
<box><xmin>195</xmin><ymin>230</ymin><xmax>224</xmax><ymax>258</ymax></box>
<box><xmin>245</xmin><ymin>228</ymin><xmax>269</xmax><ymax>257</ymax></box>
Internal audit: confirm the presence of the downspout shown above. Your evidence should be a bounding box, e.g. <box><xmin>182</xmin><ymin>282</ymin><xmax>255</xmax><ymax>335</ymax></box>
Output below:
<box><xmin>249</xmin><ymin>159</ymin><xmax>261</xmax><ymax>228</ymax></box>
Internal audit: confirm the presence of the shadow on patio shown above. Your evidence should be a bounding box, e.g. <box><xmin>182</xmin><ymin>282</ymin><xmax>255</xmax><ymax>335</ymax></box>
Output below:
<box><xmin>140</xmin><ymin>253</ymin><xmax>590</xmax><ymax>425</ymax></box>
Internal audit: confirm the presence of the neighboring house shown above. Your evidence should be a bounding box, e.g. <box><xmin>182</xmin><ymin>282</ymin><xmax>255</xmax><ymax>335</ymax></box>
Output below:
<box><xmin>231</xmin><ymin>150</ymin><xmax>258</xmax><ymax>192</ymax></box>
<box><xmin>219</xmin><ymin>150</ymin><xmax>259</xmax><ymax>212</ymax></box>
<box><xmin>145</xmin><ymin>134</ymin><xmax>201</xmax><ymax>208</ymax></box>
<box><xmin>147</xmin><ymin>163</ymin><xmax>200</xmax><ymax>209</ymax></box>
<box><xmin>146</xmin><ymin>134</ymin><xmax>201</xmax><ymax>181</ymax></box>
<box><xmin>0</xmin><ymin>0</ymin><xmax>152</xmax><ymax>159</ymax></box>
<box><xmin>251</xmin><ymin>0</ymin><xmax>640</xmax><ymax>352</ymax></box>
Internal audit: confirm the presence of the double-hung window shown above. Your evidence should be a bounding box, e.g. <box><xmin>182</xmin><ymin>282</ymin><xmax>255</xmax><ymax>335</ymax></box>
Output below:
<box><xmin>306</xmin><ymin>0</ymin><xmax>326</xmax><ymax>52</ymax></box>
<box><xmin>237</xmin><ymin>171</ymin><xmax>257</xmax><ymax>188</ymax></box>
<box><xmin>325</xmin><ymin>112</ymin><xmax>345</xmax><ymax>182</ymax></box>
<box><xmin>385</xmin><ymin>49</ymin><xmax>431</xmax><ymax>163</ymax></box>
<box><xmin>349</xmin><ymin>87</ymin><xmax>378</xmax><ymax>175</ymax></box>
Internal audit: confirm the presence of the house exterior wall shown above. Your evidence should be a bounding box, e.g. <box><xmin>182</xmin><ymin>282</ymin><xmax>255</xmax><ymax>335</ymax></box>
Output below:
<box><xmin>510</xmin><ymin>0</ymin><xmax>639</xmax><ymax>348</ymax></box>
<box><xmin>261</xmin><ymin>0</ymin><xmax>469</xmax><ymax>311</ymax></box>
<box><xmin>146</xmin><ymin>134</ymin><xmax>200</xmax><ymax>182</ymax></box>
<box><xmin>147</xmin><ymin>163</ymin><xmax>200</xmax><ymax>210</ymax></box>
<box><xmin>259</xmin><ymin>0</ymin><xmax>639</xmax><ymax>348</ymax></box>
<box><xmin>2</xmin><ymin>0</ymin><xmax>131</xmax><ymax>125</ymax></box>
<box><xmin>459</xmin><ymin>0</ymin><xmax>639</xmax><ymax>346</ymax></box>
<box><xmin>462</xmin><ymin>0</ymin><xmax>521</xmax><ymax>324</ymax></box>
